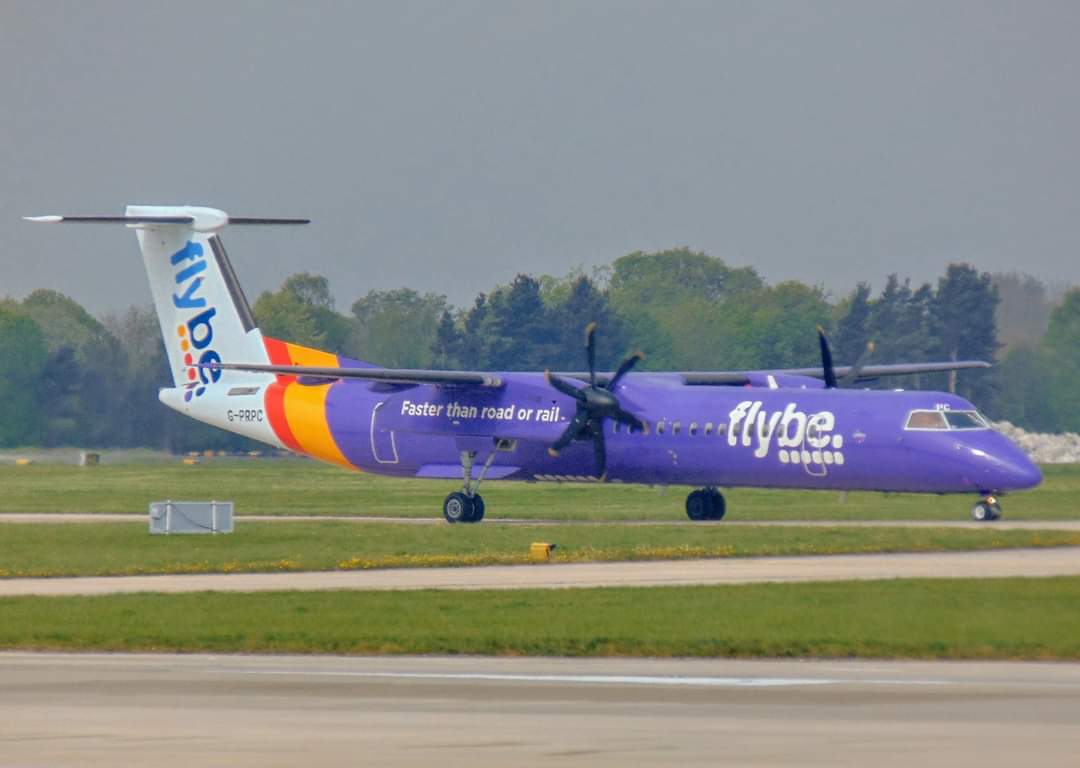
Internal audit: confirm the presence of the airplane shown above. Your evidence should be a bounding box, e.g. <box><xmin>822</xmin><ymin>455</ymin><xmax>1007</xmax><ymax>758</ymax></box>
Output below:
<box><xmin>26</xmin><ymin>205</ymin><xmax>1042</xmax><ymax>524</ymax></box>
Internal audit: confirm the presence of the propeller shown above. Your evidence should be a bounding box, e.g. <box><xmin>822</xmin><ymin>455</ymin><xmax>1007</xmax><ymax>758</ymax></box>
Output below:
<box><xmin>545</xmin><ymin>323</ymin><xmax>645</xmax><ymax>480</ymax></box>
<box><xmin>816</xmin><ymin>326</ymin><xmax>875</xmax><ymax>389</ymax></box>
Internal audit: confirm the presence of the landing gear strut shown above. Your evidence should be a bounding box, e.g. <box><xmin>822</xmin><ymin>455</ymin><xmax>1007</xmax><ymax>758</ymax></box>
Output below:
<box><xmin>971</xmin><ymin>495</ymin><xmax>1002</xmax><ymax>522</ymax></box>
<box><xmin>686</xmin><ymin>487</ymin><xmax>726</xmax><ymax>521</ymax></box>
<box><xmin>443</xmin><ymin>448</ymin><xmax>498</xmax><ymax>524</ymax></box>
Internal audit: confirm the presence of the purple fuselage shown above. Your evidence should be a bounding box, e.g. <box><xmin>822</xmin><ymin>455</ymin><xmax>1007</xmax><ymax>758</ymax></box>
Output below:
<box><xmin>318</xmin><ymin>372</ymin><xmax>1041</xmax><ymax>496</ymax></box>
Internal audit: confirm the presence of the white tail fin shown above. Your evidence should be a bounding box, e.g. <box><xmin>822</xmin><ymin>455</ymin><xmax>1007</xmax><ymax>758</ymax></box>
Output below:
<box><xmin>128</xmin><ymin>205</ymin><xmax>272</xmax><ymax>401</ymax></box>
<box><xmin>25</xmin><ymin>206</ymin><xmax>308</xmax><ymax>446</ymax></box>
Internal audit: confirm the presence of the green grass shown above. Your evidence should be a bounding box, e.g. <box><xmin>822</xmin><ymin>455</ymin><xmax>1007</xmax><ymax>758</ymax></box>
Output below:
<box><xmin>2</xmin><ymin>521</ymin><xmax>1078</xmax><ymax>578</ymax></box>
<box><xmin>0</xmin><ymin>461</ymin><xmax>1078</xmax><ymax>520</ymax></box>
<box><xmin>2</xmin><ymin>577</ymin><xmax>1079</xmax><ymax>659</ymax></box>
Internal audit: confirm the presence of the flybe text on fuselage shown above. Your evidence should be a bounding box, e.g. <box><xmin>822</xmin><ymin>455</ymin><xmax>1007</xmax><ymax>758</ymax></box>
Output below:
<box><xmin>170</xmin><ymin>241</ymin><xmax>222</xmax><ymax>401</ymax></box>
<box><xmin>727</xmin><ymin>400</ymin><xmax>841</xmax><ymax>461</ymax></box>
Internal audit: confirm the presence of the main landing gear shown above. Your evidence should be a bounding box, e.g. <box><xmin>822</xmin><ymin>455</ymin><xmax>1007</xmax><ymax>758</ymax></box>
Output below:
<box><xmin>971</xmin><ymin>495</ymin><xmax>1002</xmax><ymax>522</ymax></box>
<box><xmin>443</xmin><ymin>490</ymin><xmax>485</xmax><ymax>524</ymax></box>
<box><xmin>686</xmin><ymin>487</ymin><xmax>726</xmax><ymax>521</ymax></box>
<box><xmin>443</xmin><ymin>447</ymin><xmax>501</xmax><ymax>524</ymax></box>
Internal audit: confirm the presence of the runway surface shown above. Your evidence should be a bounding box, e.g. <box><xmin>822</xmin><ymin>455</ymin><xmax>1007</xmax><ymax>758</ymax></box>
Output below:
<box><xmin>2</xmin><ymin>652</ymin><xmax>1078</xmax><ymax>767</ymax></box>
<box><xmin>2</xmin><ymin>547</ymin><xmax>1079</xmax><ymax>597</ymax></box>
<box><xmin>3</xmin><ymin>511</ymin><xmax>1080</xmax><ymax>530</ymax></box>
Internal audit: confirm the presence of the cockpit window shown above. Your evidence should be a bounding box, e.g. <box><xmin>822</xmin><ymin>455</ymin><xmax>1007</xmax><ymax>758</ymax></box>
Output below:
<box><xmin>905</xmin><ymin>409</ymin><xmax>990</xmax><ymax>431</ymax></box>
<box><xmin>906</xmin><ymin>410</ymin><xmax>948</xmax><ymax>430</ymax></box>
<box><xmin>943</xmin><ymin>410</ymin><xmax>990</xmax><ymax>430</ymax></box>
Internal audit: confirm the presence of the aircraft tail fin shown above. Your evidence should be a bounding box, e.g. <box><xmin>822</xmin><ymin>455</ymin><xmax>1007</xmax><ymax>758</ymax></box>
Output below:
<box><xmin>24</xmin><ymin>206</ymin><xmax>308</xmax><ymax>403</ymax></box>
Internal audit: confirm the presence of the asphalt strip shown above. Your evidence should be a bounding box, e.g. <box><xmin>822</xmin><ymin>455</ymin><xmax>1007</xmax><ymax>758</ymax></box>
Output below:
<box><xmin>228</xmin><ymin>669</ymin><xmax>948</xmax><ymax>688</ymax></box>
<box><xmin>2</xmin><ymin>512</ymin><xmax>1080</xmax><ymax>530</ymax></box>
<box><xmin>4</xmin><ymin>654</ymin><xmax>1078</xmax><ymax>767</ymax></box>
<box><xmin>2</xmin><ymin>546</ymin><xmax>1079</xmax><ymax>597</ymax></box>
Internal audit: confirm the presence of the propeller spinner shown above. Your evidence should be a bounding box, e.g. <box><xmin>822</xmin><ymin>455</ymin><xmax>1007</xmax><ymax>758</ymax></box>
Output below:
<box><xmin>545</xmin><ymin>323</ymin><xmax>644</xmax><ymax>480</ymax></box>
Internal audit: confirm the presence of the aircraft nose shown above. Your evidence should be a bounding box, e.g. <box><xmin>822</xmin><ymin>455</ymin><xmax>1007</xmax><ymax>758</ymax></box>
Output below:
<box><xmin>1001</xmin><ymin>449</ymin><xmax>1042</xmax><ymax>490</ymax></box>
<box><xmin>968</xmin><ymin>437</ymin><xmax>1042</xmax><ymax>491</ymax></box>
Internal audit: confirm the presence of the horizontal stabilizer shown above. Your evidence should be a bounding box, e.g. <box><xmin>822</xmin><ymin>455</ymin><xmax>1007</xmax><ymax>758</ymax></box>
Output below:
<box><xmin>227</xmin><ymin>217</ymin><xmax>311</xmax><ymax>225</ymax></box>
<box><xmin>24</xmin><ymin>215</ymin><xmax>196</xmax><ymax>224</ymax></box>
<box><xmin>23</xmin><ymin>206</ymin><xmax>309</xmax><ymax>233</ymax></box>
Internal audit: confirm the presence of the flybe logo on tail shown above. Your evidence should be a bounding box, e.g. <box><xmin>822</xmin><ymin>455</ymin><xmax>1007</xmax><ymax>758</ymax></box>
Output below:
<box><xmin>170</xmin><ymin>241</ymin><xmax>222</xmax><ymax>402</ymax></box>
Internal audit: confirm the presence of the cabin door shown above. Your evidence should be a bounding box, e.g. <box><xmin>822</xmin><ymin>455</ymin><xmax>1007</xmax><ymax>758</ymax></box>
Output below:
<box><xmin>370</xmin><ymin>401</ymin><xmax>399</xmax><ymax>464</ymax></box>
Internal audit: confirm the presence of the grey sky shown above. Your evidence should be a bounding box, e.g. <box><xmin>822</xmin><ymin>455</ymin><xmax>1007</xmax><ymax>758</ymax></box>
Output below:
<box><xmin>2</xmin><ymin>1</ymin><xmax>1078</xmax><ymax>315</ymax></box>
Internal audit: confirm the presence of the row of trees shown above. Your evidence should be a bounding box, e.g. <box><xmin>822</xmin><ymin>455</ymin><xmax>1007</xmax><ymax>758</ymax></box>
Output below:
<box><xmin>2</xmin><ymin>247</ymin><xmax>1079</xmax><ymax>449</ymax></box>
<box><xmin>259</xmin><ymin>251</ymin><xmax>829</xmax><ymax>374</ymax></box>
<box><xmin>0</xmin><ymin>292</ymin><xmax>237</xmax><ymax>450</ymax></box>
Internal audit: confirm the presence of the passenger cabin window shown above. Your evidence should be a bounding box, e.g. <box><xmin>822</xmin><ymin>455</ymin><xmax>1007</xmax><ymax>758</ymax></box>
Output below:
<box><xmin>656</xmin><ymin>421</ymin><xmax>665</xmax><ymax>435</ymax></box>
<box><xmin>673</xmin><ymin>421</ymin><xmax>681</xmax><ymax>436</ymax></box>
<box><xmin>689</xmin><ymin>422</ymin><xmax>699</xmax><ymax>437</ymax></box>
<box><xmin>704</xmin><ymin>422</ymin><xmax>713</xmax><ymax>436</ymax></box>
<box><xmin>716</xmin><ymin>422</ymin><xmax>727</xmax><ymax>435</ymax></box>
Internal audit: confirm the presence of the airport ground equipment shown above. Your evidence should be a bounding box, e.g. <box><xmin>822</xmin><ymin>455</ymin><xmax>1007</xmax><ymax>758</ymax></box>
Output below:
<box><xmin>149</xmin><ymin>501</ymin><xmax>233</xmax><ymax>534</ymax></box>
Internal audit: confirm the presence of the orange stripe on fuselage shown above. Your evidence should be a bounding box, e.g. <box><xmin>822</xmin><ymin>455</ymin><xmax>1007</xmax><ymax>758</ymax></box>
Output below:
<box><xmin>263</xmin><ymin>338</ymin><xmax>352</xmax><ymax>469</ymax></box>
<box><xmin>282</xmin><ymin>381</ymin><xmax>352</xmax><ymax>468</ymax></box>
<box><xmin>262</xmin><ymin>337</ymin><xmax>303</xmax><ymax>453</ymax></box>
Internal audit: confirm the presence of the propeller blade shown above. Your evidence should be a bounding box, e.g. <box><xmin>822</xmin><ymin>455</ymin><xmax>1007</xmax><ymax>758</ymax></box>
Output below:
<box><xmin>592</xmin><ymin>429</ymin><xmax>607</xmax><ymax>480</ymax></box>
<box><xmin>608</xmin><ymin>350</ymin><xmax>644</xmax><ymax>390</ymax></box>
<box><xmin>612</xmin><ymin>407</ymin><xmax>645</xmax><ymax>433</ymax></box>
<box><xmin>545</xmin><ymin>370</ymin><xmax>586</xmax><ymax>401</ymax></box>
<box><xmin>817</xmin><ymin>326</ymin><xmax>838</xmax><ymax>389</ymax></box>
<box><xmin>840</xmin><ymin>340</ymin><xmax>876</xmax><ymax>387</ymax></box>
<box><xmin>585</xmin><ymin>322</ymin><xmax>598</xmax><ymax>388</ymax></box>
<box><xmin>548</xmin><ymin>410</ymin><xmax>590</xmax><ymax>456</ymax></box>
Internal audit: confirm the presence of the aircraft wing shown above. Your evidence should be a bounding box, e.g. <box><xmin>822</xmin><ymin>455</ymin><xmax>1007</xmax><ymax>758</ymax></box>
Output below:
<box><xmin>681</xmin><ymin>360</ymin><xmax>991</xmax><ymax>386</ymax></box>
<box><xmin>769</xmin><ymin>360</ymin><xmax>991</xmax><ymax>382</ymax></box>
<box><xmin>208</xmin><ymin>362</ymin><xmax>506</xmax><ymax>388</ymax></box>
<box><xmin>212</xmin><ymin>358</ymin><xmax>989</xmax><ymax>389</ymax></box>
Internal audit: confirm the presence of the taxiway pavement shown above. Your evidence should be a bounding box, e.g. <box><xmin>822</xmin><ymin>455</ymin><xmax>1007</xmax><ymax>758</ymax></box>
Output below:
<box><xmin>2</xmin><ymin>511</ymin><xmax>1080</xmax><ymax>530</ymax></box>
<box><xmin>1</xmin><ymin>652</ymin><xmax>1077</xmax><ymax>767</ymax></box>
<box><xmin>1</xmin><ymin>546</ymin><xmax>1078</xmax><ymax>597</ymax></box>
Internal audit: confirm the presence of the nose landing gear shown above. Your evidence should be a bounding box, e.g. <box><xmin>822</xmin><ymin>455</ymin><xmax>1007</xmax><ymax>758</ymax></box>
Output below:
<box><xmin>686</xmin><ymin>487</ymin><xmax>726</xmax><ymax>521</ymax></box>
<box><xmin>971</xmin><ymin>495</ymin><xmax>1002</xmax><ymax>522</ymax></box>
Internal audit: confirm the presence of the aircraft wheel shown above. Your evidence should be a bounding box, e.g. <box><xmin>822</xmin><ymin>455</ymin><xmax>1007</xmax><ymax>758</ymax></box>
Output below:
<box><xmin>707</xmin><ymin>489</ymin><xmax>727</xmax><ymax>521</ymax></box>
<box><xmin>971</xmin><ymin>500</ymin><xmax>1001</xmax><ymax>522</ymax></box>
<box><xmin>443</xmin><ymin>491</ymin><xmax>473</xmax><ymax>524</ymax></box>
<box><xmin>686</xmin><ymin>490</ymin><xmax>710</xmax><ymax>521</ymax></box>
<box><xmin>470</xmin><ymin>494</ymin><xmax>485</xmax><ymax>523</ymax></box>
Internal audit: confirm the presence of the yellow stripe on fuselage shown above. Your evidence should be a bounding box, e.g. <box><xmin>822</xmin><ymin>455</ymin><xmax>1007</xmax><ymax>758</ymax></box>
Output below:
<box><xmin>281</xmin><ymin>343</ymin><xmax>352</xmax><ymax>469</ymax></box>
<box><xmin>285</xmin><ymin>343</ymin><xmax>339</xmax><ymax>368</ymax></box>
